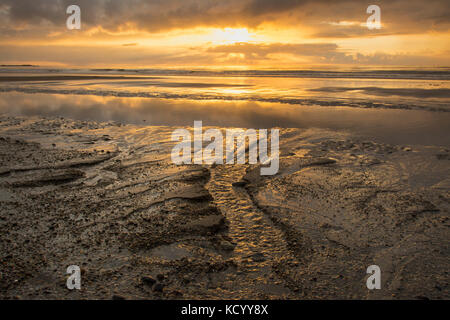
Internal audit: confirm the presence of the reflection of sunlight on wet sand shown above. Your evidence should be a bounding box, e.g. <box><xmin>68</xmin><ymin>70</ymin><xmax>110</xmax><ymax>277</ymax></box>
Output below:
<box><xmin>1</xmin><ymin>92</ymin><xmax>449</xmax><ymax>146</ymax></box>
<box><xmin>217</xmin><ymin>87</ymin><xmax>252</xmax><ymax>96</ymax></box>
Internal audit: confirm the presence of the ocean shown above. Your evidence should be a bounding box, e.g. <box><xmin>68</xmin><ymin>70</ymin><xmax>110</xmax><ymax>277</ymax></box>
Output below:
<box><xmin>0</xmin><ymin>66</ymin><xmax>449</xmax><ymax>146</ymax></box>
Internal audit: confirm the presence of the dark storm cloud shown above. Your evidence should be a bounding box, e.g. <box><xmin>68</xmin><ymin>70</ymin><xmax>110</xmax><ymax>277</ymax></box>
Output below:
<box><xmin>0</xmin><ymin>0</ymin><xmax>448</xmax><ymax>36</ymax></box>
<box><xmin>0</xmin><ymin>0</ymin><xmax>102</xmax><ymax>25</ymax></box>
<box><xmin>242</xmin><ymin>0</ymin><xmax>307</xmax><ymax>16</ymax></box>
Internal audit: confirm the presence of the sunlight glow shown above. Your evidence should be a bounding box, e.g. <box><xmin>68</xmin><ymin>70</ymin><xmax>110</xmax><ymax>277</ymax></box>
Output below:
<box><xmin>211</xmin><ymin>28</ymin><xmax>252</xmax><ymax>44</ymax></box>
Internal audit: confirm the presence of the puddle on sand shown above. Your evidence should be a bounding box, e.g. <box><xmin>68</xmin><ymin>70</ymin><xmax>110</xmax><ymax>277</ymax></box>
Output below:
<box><xmin>206</xmin><ymin>164</ymin><xmax>296</xmax><ymax>297</ymax></box>
<box><xmin>148</xmin><ymin>243</ymin><xmax>192</xmax><ymax>261</ymax></box>
<box><xmin>0</xmin><ymin>188</ymin><xmax>16</xmax><ymax>202</ymax></box>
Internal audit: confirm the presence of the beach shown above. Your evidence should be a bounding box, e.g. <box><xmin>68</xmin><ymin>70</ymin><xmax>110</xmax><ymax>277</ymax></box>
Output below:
<box><xmin>1</xmin><ymin>0</ymin><xmax>449</xmax><ymax>308</ymax></box>
<box><xmin>0</xmin><ymin>114</ymin><xmax>448</xmax><ymax>299</ymax></box>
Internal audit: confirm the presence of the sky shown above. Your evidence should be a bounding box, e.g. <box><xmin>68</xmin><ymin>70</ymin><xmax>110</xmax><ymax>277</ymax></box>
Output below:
<box><xmin>0</xmin><ymin>0</ymin><xmax>449</xmax><ymax>68</ymax></box>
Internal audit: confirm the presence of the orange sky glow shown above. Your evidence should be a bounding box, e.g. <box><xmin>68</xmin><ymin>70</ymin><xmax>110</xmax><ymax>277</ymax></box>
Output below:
<box><xmin>0</xmin><ymin>0</ymin><xmax>448</xmax><ymax>68</ymax></box>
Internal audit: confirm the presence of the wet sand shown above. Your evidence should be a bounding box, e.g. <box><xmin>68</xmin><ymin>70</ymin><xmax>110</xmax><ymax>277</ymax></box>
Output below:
<box><xmin>0</xmin><ymin>115</ymin><xmax>448</xmax><ymax>299</ymax></box>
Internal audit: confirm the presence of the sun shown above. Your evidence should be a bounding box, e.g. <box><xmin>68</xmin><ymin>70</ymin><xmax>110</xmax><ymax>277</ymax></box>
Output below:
<box><xmin>210</xmin><ymin>28</ymin><xmax>251</xmax><ymax>44</ymax></box>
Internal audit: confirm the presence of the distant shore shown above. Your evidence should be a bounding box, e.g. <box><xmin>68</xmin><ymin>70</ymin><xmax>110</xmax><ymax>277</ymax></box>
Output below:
<box><xmin>0</xmin><ymin>75</ymin><xmax>148</xmax><ymax>82</ymax></box>
<box><xmin>0</xmin><ymin>65</ymin><xmax>37</xmax><ymax>67</ymax></box>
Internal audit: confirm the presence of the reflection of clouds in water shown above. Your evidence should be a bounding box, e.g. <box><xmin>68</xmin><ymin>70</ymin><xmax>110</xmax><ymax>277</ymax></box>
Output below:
<box><xmin>0</xmin><ymin>92</ymin><xmax>449</xmax><ymax>146</ymax></box>
<box><xmin>310</xmin><ymin>87</ymin><xmax>450</xmax><ymax>98</ymax></box>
